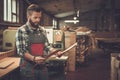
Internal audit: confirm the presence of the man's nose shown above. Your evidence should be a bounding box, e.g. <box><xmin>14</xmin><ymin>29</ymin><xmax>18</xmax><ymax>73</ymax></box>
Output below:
<box><xmin>36</xmin><ymin>18</ymin><xmax>40</xmax><ymax>22</ymax></box>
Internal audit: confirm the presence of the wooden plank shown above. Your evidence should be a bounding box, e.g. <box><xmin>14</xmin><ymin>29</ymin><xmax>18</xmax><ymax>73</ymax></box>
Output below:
<box><xmin>0</xmin><ymin>57</ymin><xmax>20</xmax><ymax>78</ymax></box>
<box><xmin>64</xmin><ymin>31</ymin><xmax>76</xmax><ymax>71</ymax></box>
<box><xmin>0</xmin><ymin>60</ymin><xmax>14</xmax><ymax>69</ymax></box>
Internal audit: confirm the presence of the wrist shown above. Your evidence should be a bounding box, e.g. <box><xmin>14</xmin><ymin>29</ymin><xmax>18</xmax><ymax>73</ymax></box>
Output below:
<box><xmin>50</xmin><ymin>48</ymin><xmax>57</xmax><ymax>52</ymax></box>
<box><xmin>33</xmin><ymin>56</ymin><xmax>36</xmax><ymax>61</ymax></box>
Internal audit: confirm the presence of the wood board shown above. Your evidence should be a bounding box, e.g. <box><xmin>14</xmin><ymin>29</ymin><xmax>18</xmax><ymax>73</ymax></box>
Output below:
<box><xmin>0</xmin><ymin>60</ymin><xmax>14</xmax><ymax>69</ymax></box>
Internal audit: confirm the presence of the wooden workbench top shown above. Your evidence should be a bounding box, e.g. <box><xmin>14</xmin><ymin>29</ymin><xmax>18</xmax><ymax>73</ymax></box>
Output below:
<box><xmin>0</xmin><ymin>57</ymin><xmax>20</xmax><ymax>78</ymax></box>
<box><xmin>95</xmin><ymin>38</ymin><xmax>120</xmax><ymax>42</ymax></box>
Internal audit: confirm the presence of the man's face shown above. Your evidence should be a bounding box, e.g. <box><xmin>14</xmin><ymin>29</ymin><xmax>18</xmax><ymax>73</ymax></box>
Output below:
<box><xmin>28</xmin><ymin>11</ymin><xmax>42</xmax><ymax>28</ymax></box>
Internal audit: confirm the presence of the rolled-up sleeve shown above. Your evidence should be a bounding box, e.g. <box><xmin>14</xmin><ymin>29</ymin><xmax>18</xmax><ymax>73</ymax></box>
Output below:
<box><xmin>16</xmin><ymin>28</ymin><xmax>28</xmax><ymax>57</ymax></box>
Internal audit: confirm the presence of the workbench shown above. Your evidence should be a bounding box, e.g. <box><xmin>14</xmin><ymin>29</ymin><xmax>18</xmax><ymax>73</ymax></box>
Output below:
<box><xmin>47</xmin><ymin>56</ymin><xmax>68</xmax><ymax>80</ymax></box>
<box><xmin>95</xmin><ymin>38</ymin><xmax>120</xmax><ymax>53</ymax></box>
<box><xmin>0</xmin><ymin>57</ymin><xmax>20</xmax><ymax>80</ymax></box>
<box><xmin>0</xmin><ymin>56</ymin><xmax>68</xmax><ymax>80</ymax></box>
<box><xmin>47</xmin><ymin>56</ymin><xmax>68</xmax><ymax>72</ymax></box>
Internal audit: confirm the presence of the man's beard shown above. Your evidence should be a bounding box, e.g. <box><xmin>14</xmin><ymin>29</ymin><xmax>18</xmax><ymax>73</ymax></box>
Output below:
<box><xmin>29</xmin><ymin>19</ymin><xmax>39</xmax><ymax>28</ymax></box>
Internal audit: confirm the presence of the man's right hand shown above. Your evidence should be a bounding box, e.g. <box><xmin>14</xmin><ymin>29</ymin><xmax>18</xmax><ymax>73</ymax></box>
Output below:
<box><xmin>34</xmin><ymin>56</ymin><xmax>45</xmax><ymax>64</ymax></box>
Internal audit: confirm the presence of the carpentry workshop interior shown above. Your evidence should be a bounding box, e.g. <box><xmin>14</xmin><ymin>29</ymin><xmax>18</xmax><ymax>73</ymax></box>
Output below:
<box><xmin>0</xmin><ymin>0</ymin><xmax>120</xmax><ymax>80</ymax></box>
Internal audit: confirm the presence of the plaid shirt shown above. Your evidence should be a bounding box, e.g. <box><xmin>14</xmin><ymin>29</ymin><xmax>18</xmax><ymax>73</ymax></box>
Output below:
<box><xmin>16</xmin><ymin>22</ymin><xmax>52</xmax><ymax>56</ymax></box>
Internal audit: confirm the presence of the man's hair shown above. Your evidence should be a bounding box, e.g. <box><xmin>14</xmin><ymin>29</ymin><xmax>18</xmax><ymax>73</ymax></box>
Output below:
<box><xmin>27</xmin><ymin>4</ymin><xmax>42</xmax><ymax>16</ymax></box>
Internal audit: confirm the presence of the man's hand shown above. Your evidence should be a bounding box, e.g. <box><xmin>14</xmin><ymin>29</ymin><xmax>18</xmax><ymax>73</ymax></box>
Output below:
<box><xmin>56</xmin><ymin>51</ymin><xmax>63</xmax><ymax>57</ymax></box>
<box><xmin>34</xmin><ymin>56</ymin><xmax>45</xmax><ymax>64</ymax></box>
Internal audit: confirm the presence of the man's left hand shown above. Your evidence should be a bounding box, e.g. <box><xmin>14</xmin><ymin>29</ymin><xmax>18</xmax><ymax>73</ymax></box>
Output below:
<box><xmin>56</xmin><ymin>51</ymin><xmax>63</xmax><ymax>57</ymax></box>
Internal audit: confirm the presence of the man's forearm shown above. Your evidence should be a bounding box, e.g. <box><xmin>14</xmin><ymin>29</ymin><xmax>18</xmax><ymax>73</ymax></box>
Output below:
<box><xmin>24</xmin><ymin>52</ymin><xmax>34</xmax><ymax>61</ymax></box>
<box><xmin>23</xmin><ymin>52</ymin><xmax>45</xmax><ymax>64</ymax></box>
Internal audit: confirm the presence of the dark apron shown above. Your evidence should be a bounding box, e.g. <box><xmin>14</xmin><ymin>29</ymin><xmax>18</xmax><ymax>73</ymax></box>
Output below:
<box><xmin>20</xmin><ymin>28</ymin><xmax>48</xmax><ymax>80</ymax></box>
